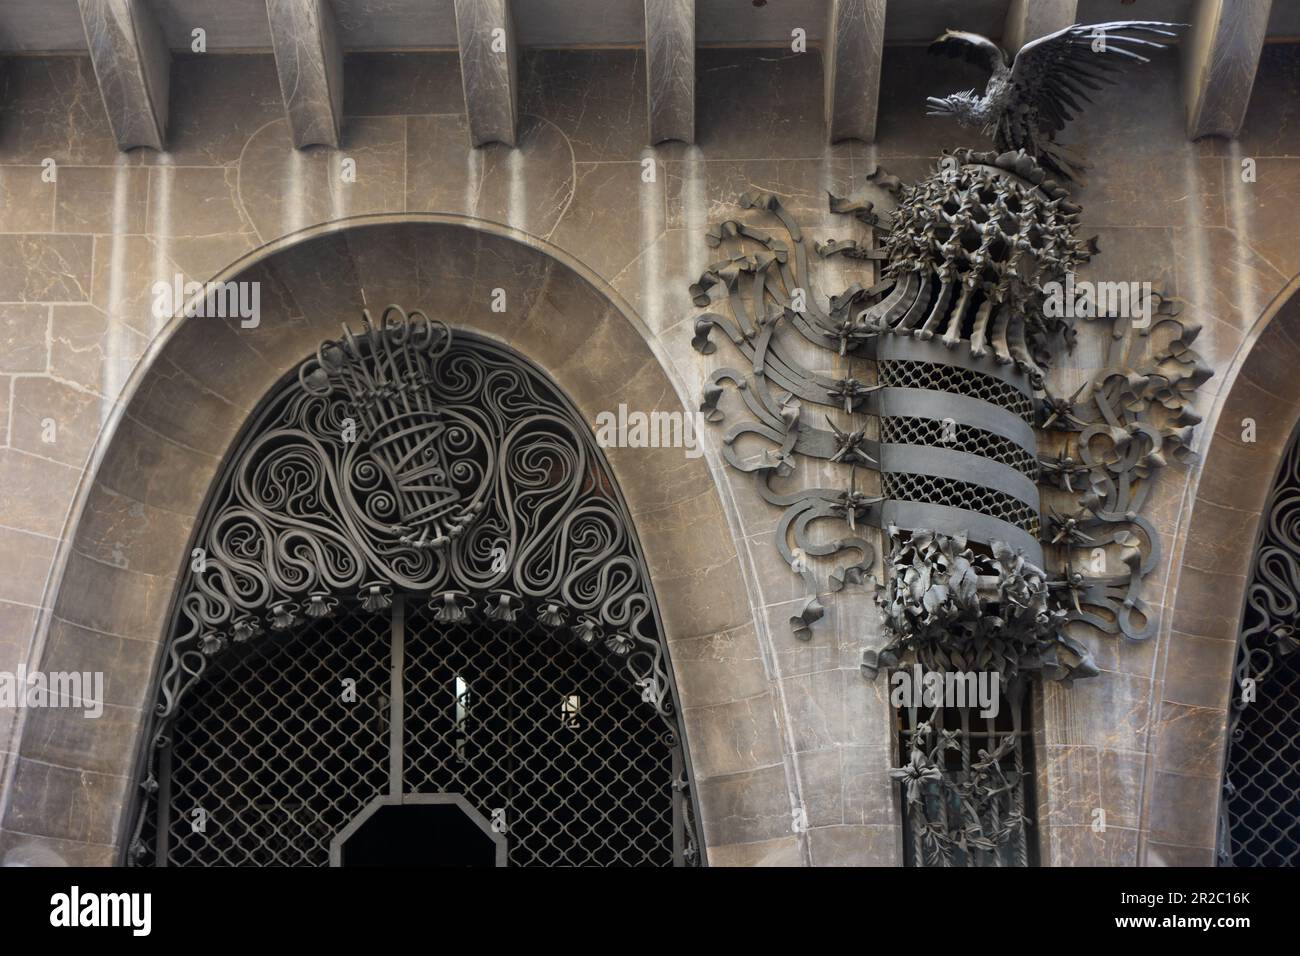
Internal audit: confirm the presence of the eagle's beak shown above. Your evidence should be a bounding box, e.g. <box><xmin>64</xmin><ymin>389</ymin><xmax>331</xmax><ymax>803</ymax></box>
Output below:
<box><xmin>925</xmin><ymin>96</ymin><xmax>951</xmax><ymax>117</ymax></box>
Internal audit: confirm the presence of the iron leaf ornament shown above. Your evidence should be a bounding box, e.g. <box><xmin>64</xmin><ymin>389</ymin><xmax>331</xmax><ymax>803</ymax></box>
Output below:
<box><xmin>867</xmin><ymin>527</ymin><xmax>1092</xmax><ymax>684</ymax></box>
<box><xmin>689</xmin><ymin>156</ymin><xmax>1209</xmax><ymax>683</ymax></box>
<box><xmin>926</xmin><ymin>20</ymin><xmax>1182</xmax><ymax>182</ymax></box>
<box><xmin>891</xmin><ymin>709</ymin><xmax>1033</xmax><ymax>867</ymax></box>
<box><xmin>686</xmin><ymin>20</ymin><xmax>1205</xmax><ymax>869</ymax></box>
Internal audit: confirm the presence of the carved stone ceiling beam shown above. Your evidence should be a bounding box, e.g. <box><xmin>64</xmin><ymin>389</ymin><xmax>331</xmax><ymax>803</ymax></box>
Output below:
<box><xmin>1184</xmin><ymin>0</ymin><xmax>1273</xmax><ymax>140</ymax></box>
<box><xmin>644</xmin><ymin>0</ymin><xmax>694</xmax><ymax>145</ymax></box>
<box><xmin>454</xmin><ymin>0</ymin><xmax>518</xmax><ymax>148</ymax></box>
<box><xmin>266</xmin><ymin>0</ymin><xmax>345</xmax><ymax>149</ymax></box>
<box><xmin>1002</xmin><ymin>0</ymin><xmax>1077</xmax><ymax>53</ymax></box>
<box><xmin>823</xmin><ymin>0</ymin><xmax>885</xmax><ymax>144</ymax></box>
<box><xmin>77</xmin><ymin>0</ymin><xmax>170</xmax><ymax>151</ymax></box>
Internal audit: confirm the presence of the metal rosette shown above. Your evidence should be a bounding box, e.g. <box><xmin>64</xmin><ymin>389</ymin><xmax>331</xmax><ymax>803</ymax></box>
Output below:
<box><xmin>874</xmin><ymin>334</ymin><xmax>1042</xmax><ymax>564</ymax></box>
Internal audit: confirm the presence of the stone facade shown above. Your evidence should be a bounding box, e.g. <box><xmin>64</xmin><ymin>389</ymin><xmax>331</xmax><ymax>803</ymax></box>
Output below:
<box><xmin>0</xmin><ymin>42</ymin><xmax>1298</xmax><ymax>866</ymax></box>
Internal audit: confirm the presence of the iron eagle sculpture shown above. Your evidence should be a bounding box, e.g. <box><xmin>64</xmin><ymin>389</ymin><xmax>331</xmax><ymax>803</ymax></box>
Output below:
<box><xmin>925</xmin><ymin>20</ymin><xmax>1182</xmax><ymax>182</ymax></box>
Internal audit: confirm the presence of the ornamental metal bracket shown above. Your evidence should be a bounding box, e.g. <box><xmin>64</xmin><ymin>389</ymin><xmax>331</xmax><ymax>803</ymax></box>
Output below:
<box><xmin>688</xmin><ymin>147</ymin><xmax>1210</xmax><ymax>685</ymax></box>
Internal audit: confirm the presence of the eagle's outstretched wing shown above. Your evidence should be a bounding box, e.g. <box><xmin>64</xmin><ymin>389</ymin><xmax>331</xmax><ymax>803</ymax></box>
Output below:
<box><xmin>1009</xmin><ymin>21</ymin><xmax>1181</xmax><ymax>136</ymax></box>
<box><xmin>928</xmin><ymin>29</ymin><xmax>1009</xmax><ymax>75</ymax></box>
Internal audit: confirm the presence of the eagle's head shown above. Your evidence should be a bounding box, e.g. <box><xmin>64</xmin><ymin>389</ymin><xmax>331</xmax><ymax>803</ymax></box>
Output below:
<box><xmin>925</xmin><ymin>89</ymin><xmax>982</xmax><ymax>126</ymax></box>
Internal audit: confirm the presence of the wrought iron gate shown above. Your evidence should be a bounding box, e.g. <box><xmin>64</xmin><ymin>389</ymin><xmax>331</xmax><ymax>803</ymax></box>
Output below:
<box><xmin>124</xmin><ymin>309</ymin><xmax>701</xmax><ymax>866</ymax></box>
<box><xmin>151</xmin><ymin>603</ymin><xmax>391</xmax><ymax>866</ymax></box>
<box><xmin>401</xmin><ymin>599</ymin><xmax>679</xmax><ymax>865</ymax></box>
<box><xmin>1219</xmin><ymin>423</ymin><xmax>1300</xmax><ymax>867</ymax></box>
<box><xmin>141</xmin><ymin>596</ymin><xmax>682</xmax><ymax>866</ymax></box>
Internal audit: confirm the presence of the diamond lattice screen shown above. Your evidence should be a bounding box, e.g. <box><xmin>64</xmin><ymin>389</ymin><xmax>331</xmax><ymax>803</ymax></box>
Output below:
<box><xmin>139</xmin><ymin>599</ymin><xmax>675</xmax><ymax>866</ymax></box>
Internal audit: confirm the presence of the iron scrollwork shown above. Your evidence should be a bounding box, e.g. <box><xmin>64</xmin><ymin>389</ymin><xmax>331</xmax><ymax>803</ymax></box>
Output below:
<box><xmin>680</xmin><ymin>18</ymin><xmax>1205</xmax><ymax>868</ymax></box>
<box><xmin>688</xmin><ymin>23</ymin><xmax>1207</xmax><ymax>863</ymax></box>
<box><xmin>1218</xmin><ymin>427</ymin><xmax>1300</xmax><ymax>866</ymax></box>
<box><xmin>690</xmin><ymin>146</ymin><xmax>1208</xmax><ymax>669</ymax></box>
<box><xmin>129</xmin><ymin>306</ymin><xmax>699</xmax><ymax>865</ymax></box>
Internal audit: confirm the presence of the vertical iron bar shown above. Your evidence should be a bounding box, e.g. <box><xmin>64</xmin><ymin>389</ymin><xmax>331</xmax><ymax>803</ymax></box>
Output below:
<box><xmin>671</xmin><ymin>743</ymin><xmax>684</xmax><ymax>866</ymax></box>
<box><xmin>986</xmin><ymin>711</ymin><xmax>1002</xmax><ymax>867</ymax></box>
<box><xmin>1010</xmin><ymin>677</ymin><xmax>1029</xmax><ymax>866</ymax></box>
<box><xmin>934</xmin><ymin>698</ymin><xmax>951</xmax><ymax>866</ymax></box>
<box><xmin>960</xmin><ymin>706</ymin><xmax>972</xmax><ymax>866</ymax></box>
<box><xmin>505</xmin><ymin>623</ymin><xmax>517</xmax><ymax>862</ymax></box>
<box><xmin>390</xmin><ymin>594</ymin><xmax>405</xmax><ymax>797</ymax></box>
<box><xmin>157</xmin><ymin>738</ymin><xmax>174</xmax><ymax>867</ymax></box>
<box><xmin>908</xmin><ymin>703</ymin><xmax>923</xmax><ymax>866</ymax></box>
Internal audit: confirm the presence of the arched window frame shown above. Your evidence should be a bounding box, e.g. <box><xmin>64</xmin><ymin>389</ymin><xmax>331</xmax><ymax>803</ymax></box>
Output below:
<box><xmin>121</xmin><ymin>307</ymin><xmax>703</xmax><ymax>866</ymax></box>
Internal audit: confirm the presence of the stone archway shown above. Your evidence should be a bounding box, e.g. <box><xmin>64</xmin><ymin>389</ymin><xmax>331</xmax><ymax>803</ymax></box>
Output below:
<box><xmin>1144</xmin><ymin>274</ymin><xmax>1300</xmax><ymax>865</ymax></box>
<box><xmin>0</xmin><ymin>215</ymin><xmax>786</xmax><ymax>866</ymax></box>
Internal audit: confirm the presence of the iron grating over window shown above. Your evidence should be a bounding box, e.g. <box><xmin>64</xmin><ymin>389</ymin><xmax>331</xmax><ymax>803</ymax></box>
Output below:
<box><xmin>880</xmin><ymin>415</ymin><xmax>1040</xmax><ymax>480</ymax></box>
<box><xmin>1219</xmin><ymin>427</ymin><xmax>1300</xmax><ymax>867</ymax></box>
<box><xmin>877</xmin><ymin>359</ymin><xmax>1036</xmax><ymax>424</ymax></box>
<box><xmin>881</xmin><ymin>472</ymin><xmax>1041</xmax><ymax>537</ymax></box>
<box><xmin>403</xmin><ymin>603</ymin><xmax>674</xmax><ymax>866</ymax></box>
<box><xmin>895</xmin><ymin>677</ymin><xmax>1037</xmax><ymax>867</ymax></box>
<box><xmin>136</xmin><ymin>597</ymin><xmax>679</xmax><ymax>866</ymax></box>
<box><xmin>123</xmin><ymin>317</ymin><xmax>701</xmax><ymax>867</ymax></box>
<box><xmin>144</xmin><ymin>604</ymin><xmax>391</xmax><ymax>866</ymax></box>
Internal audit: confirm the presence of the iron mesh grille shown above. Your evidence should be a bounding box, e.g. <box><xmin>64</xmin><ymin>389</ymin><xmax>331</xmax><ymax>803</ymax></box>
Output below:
<box><xmin>881</xmin><ymin>415</ymin><xmax>1039</xmax><ymax>479</ymax></box>
<box><xmin>402</xmin><ymin>602</ymin><xmax>674</xmax><ymax>866</ymax></box>
<box><xmin>878</xmin><ymin>359</ymin><xmax>1035</xmax><ymax>423</ymax></box>
<box><xmin>137</xmin><ymin>598</ymin><xmax>678</xmax><ymax>866</ymax></box>
<box><xmin>882</xmin><ymin>471</ymin><xmax>1041</xmax><ymax>536</ymax></box>
<box><xmin>1220</xmin><ymin>428</ymin><xmax>1300</xmax><ymax>866</ymax></box>
<box><xmin>1221</xmin><ymin>640</ymin><xmax>1300</xmax><ymax>866</ymax></box>
<box><xmin>154</xmin><ymin>604</ymin><xmax>392</xmax><ymax>867</ymax></box>
<box><xmin>126</xmin><ymin>328</ymin><xmax>697</xmax><ymax>866</ymax></box>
